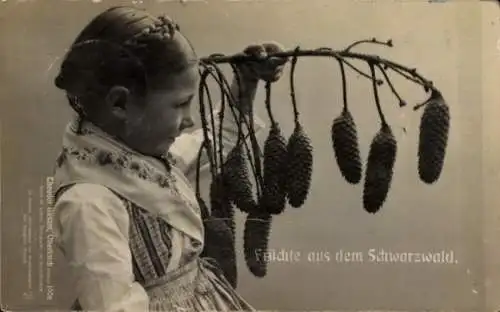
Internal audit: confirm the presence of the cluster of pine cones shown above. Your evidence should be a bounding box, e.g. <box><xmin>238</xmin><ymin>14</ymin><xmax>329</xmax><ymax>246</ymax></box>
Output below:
<box><xmin>201</xmin><ymin>89</ymin><xmax>450</xmax><ymax>287</ymax></box>
<box><xmin>200</xmin><ymin>116</ymin><xmax>314</xmax><ymax>287</ymax></box>
<box><xmin>331</xmin><ymin>89</ymin><xmax>450</xmax><ymax>214</ymax></box>
<box><xmin>198</xmin><ymin>49</ymin><xmax>450</xmax><ymax>288</ymax></box>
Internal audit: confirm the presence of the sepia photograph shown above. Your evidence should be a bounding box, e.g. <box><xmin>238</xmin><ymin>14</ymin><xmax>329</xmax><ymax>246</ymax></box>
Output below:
<box><xmin>0</xmin><ymin>0</ymin><xmax>498</xmax><ymax>311</ymax></box>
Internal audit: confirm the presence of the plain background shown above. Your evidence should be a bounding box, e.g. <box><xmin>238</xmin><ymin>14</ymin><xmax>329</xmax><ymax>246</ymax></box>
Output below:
<box><xmin>0</xmin><ymin>1</ymin><xmax>498</xmax><ymax>311</ymax></box>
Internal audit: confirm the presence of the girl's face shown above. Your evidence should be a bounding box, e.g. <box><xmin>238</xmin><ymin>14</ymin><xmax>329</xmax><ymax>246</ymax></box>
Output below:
<box><xmin>96</xmin><ymin>27</ymin><xmax>200</xmax><ymax>158</ymax></box>
<box><xmin>122</xmin><ymin>64</ymin><xmax>200</xmax><ymax>157</ymax></box>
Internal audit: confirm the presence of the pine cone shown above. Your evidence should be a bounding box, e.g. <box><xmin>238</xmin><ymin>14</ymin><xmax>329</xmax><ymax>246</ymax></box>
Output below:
<box><xmin>210</xmin><ymin>173</ymin><xmax>225</xmax><ymax>211</ymax></box>
<box><xmin>201</xmin><ymin>215</ymin><xmax>238</xmax><ymax>288</ymax></box>
<box><xmin>363</xmin><ymin>123</ymin><xmax>397</xmax><ymax>214</ymax></box>
<box><xmin>261</xmin><ymin>123</ymin><xmax>288</xmax><ymax>215</ymax></box>
<box><xmin>210</xmin><ymin>174</ymin><xmax>236</xmax><ymax>239</ymax></box>
<box><xmin>284</xmin><ymin>122</ymin><xmax>314</xmax><ymax>208</ymax></box>
<box><xmin>418</xmin><ymin>97</ymin><xmax>450</xmax><ymax>184</ymax></box>
<box><xmin>243</xmin><ymin>212</ymin><xmax>272</xmax><ymax>278</ymax></box>
<box><xmin>222</xmin><ymin>144</ymin><xmax>257</xmax><ymax>214</ymax></box>
<box><xmin>260</xmin><ymin>182</ymin><xmax>286</xmax><ymax>215</ymax></box>
<box><xmin>331</xmin><ymin>109</ymin><xmax>362</xmax><ymax>184</ymax></box>
<box><xmin>213</xmin><ymin>201</ymin><xmax>236</xmax><ymax>241</ymax></box>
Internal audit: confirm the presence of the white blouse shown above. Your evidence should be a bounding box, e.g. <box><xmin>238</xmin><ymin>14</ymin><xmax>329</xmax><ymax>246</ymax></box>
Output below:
<box><xmin>53</xmin><ymin>109</ymin><xmax>265</xmax><ymax>311</ymax></box>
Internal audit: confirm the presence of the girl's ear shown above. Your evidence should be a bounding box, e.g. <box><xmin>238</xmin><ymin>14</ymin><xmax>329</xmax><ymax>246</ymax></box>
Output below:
<box><xmin>105</xmin><ymin>86</ymin><xmax>131</xmax><ymax>120</ymax></box>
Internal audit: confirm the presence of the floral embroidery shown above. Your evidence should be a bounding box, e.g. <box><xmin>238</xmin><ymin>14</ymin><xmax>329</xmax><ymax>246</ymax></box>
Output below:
<box><xmin>56</xmin><ymin>145</ymin><xmax>177</xmax><ymax>189</ymax></box>
<box><xmin>59</xmin><ymin>119</ymin><xmax>202</xmax><ymax>215</ymax></box>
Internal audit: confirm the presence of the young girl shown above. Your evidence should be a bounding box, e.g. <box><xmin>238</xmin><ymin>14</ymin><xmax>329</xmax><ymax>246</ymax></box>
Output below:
<box><xmin>51</xmin><ymin>6</ymin><xmax>287</xmax><ymax>312</ymax></box>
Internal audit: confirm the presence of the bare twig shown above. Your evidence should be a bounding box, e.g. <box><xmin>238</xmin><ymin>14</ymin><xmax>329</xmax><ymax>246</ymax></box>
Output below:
<box><xmin>376</xmin><ymin>63</ymin><xmax>407</xmax><ymax>107</ymax></box>
<box><xmin>343</xmin><ymin>37</ymin><xmax>393</xmax><ymax>52</ymax></box>
<box><xmin>200</xmin><ymin>46</ymin><xmax>434</xmax><ymax>91</ymax></box>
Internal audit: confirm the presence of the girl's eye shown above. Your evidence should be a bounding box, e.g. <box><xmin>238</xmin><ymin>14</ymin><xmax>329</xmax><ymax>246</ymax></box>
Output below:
<box><xmin>177</xmin><ymin>101</ymin><xmax>189</xmax><ymax>108</ymax></box>
<box><xmin>177</xmin><ymin>95</ymin><xmax>194</xmax><ymax>107</ymax></box>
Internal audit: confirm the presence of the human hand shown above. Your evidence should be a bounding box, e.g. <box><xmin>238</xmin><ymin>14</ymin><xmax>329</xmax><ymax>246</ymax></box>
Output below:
<box><xmin>236</xmin><ymin>41</ymin><xmax>288</xmax><ymax>83</ymax></box>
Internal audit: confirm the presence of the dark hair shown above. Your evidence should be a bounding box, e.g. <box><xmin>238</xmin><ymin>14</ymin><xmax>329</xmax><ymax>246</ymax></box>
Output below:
<box><xmin>55</xmin><ymin>6</ymin><xmax>197</xmax><ymax>129</ymax></box>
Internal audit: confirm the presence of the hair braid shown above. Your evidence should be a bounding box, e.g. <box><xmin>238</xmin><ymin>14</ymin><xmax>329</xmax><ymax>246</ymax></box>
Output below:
<box><xmin>55</xmin><ymin>6</ymin><xmax>196</xmax><ymax>133</ymax></box>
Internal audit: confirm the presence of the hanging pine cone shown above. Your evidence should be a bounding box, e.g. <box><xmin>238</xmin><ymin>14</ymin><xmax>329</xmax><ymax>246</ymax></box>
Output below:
<box><xmin>418</xmin><ymin>93</ymin><xmax>450</xmax><ymax>184</ymax></box>
<box><xmin>260</xmin><ymin>182</ymin><xmax>286</xmax><ymax>215</ymax></box>
<box><xmin>210</xmin><ymin>173</ymin><xmax>225</xmax><ymax>210</ymax></box>
<box><xmin>213</xmin><ymin>200</ymin><xmax>236</xmax><ymax>241</ymax></box>
<box><xmin>222</xmin><ymin>144</ymin><xmax>257</xmax><ymax>214</ymax></box>
<box><xmin>260</xmin><ymin>123</ymin><xmax>288</xmax><ymax>215</ymax></box>
<box><xmin>201</xmin><ymin>215</ymin><xmax>238</xmax><ymax>288</ymax></box>
<box><xmin>284</xmin><ymin>122</ymin><xmax>313</xmax><ymax>208</ymax></box>
<box><xmin>210</xmin><ymin>174</ymin><xmax>236</xmax><ymax>239</ymax></box>
<box><xmin>243</xmin><ymin>212</ymin><xmax>272</xmax><ymax>278</ymax></box>
<box><xmin>331</xmin><ymin>108</ymin><xmax>362</xmax><ymax>184</ymax></box>
<box><xmin>363</xmin><ymin>123</ymin><xmax>397</xmax><ymax>214</ymax></box>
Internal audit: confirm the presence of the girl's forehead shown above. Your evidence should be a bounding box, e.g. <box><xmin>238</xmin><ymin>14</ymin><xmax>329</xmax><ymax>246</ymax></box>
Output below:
<box><xmin>146</xmin><ymin>66</ymin><xmax>199</xmax><ymax>100</ymax></box>
<box><xmin>149</xmin><ymin>85</ymin><xmax>194</xmax><ymax>100</ymax></box>
<box><xmin>150</xmin><ymin>64</ymin><xmax>199</xmax><ymax>90</ymax></box>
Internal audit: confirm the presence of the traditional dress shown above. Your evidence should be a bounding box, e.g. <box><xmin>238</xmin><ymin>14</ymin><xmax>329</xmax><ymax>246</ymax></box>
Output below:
<box><xmin>52</xmin><ymin>107</ymin><xmax>265</xmax><ymax>311</ymax></box>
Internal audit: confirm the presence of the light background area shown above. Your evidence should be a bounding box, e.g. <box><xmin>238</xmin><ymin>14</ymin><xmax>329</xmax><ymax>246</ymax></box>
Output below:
<box><xmin>481</xmin><ymin>4</ymin><xmax>500</xmax><ymax>312</ymax></box>
<box><xmin>0</xmin><ymin>1</ymin><xmax>495</xmax><ymax>311</ymax></box>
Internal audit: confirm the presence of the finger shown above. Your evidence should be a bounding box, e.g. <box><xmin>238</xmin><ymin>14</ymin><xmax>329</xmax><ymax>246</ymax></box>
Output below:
<box><xmin>271</xmin><ymin>71</ymin><xmax>283</xmax><ymax>82</ymax></box>
<box><xmin>268</xmin><ymin>56</ymin><xmax>288</xmax><ymax>67</ymax></box>
<box><xmin>243</xmin><ymin>44</ymin><xmax>267</xmax><ymax>59</ymax></box>
<box><xmin>274</xmin><ymin>72</ymin><xmax>284</xmax><ymax>82</ymax></box>
<box><xmin>274</xmin><ymin>64</ymin><xmax>286</xmax><ymax>74</ymax></box>
<box><xmin>234</xmin><ymin>62</ymin><xmax>257</xmax><ymax>79</ymax></box>
<box><xmin>262</xmin><ymin>41</ymin><xmax>286</xmax><ymax>53</ymax></box>
<box><xmin>256</xmin><ymin>66</ymin><xmax>284</xmax><ymax>80</ymax></box>
<box><xmin>263</xmin><ymin>42</ymin><xmax>288</xmax><ymax>65</ymax></box>
<box><xmin>263</xmin><ymin>71</ymin><xmax>283</xmax><ymax>83</ymax></box>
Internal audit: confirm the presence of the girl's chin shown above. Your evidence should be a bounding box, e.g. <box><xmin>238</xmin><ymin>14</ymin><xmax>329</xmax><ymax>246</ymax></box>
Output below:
<box><xmin>145</xmin><ymin>137</ymin><xmax>176</xmax><ymax>157</ymax></box>
<box><xmin>158</xmin><ymin>140</ymin><xmax>175</xmax><ymax>152</ymax></box>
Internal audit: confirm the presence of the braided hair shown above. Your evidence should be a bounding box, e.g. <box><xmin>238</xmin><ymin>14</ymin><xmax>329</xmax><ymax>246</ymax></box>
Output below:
<box><xmin>55</xmin><ymin>6</ymin><xmax>197</xmax><ymax>134</ymax></box>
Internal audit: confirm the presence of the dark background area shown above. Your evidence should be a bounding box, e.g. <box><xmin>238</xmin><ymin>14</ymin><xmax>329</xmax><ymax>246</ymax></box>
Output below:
<box><xmin>0</xmin><ymin>1</ymin><xmax>495</xmax><ymax>311</ymax></box>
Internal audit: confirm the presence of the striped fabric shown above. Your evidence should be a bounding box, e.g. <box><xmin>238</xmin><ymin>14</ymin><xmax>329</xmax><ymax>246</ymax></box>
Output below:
<box><xmin>70</xmin><ymin>195</ymin><xmax>254</xmax><ymax>312</ymax></box>
<box><xmin>117</xmin><ymin>198</ymin><xmax>253</xmax><ymax>311</ymax></box>
<box><xmin>120</xmin><ymin>196</ymin><xmax>254</xmax><ymax>311</ymax></box>
<box><xmin>126</xmin><ymin>202</ymin><xmax>173</xmax><ymax>287</ymax></box>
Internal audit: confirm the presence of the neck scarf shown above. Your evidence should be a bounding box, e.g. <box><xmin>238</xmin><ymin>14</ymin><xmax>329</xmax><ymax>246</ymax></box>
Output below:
<box><xmin>53</xmin><ymin>118</ymin><xmax>203</xmax><ymax>243</ymax></box>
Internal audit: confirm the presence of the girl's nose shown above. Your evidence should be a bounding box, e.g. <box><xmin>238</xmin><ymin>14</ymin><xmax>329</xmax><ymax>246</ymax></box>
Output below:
<box><xmin>180</xmin><ymin>116</ymin><xmax>194</xmax><ymax>131</ymax></box>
